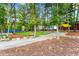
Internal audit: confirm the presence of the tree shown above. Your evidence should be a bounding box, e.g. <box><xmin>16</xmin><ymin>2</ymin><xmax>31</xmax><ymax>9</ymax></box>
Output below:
<box><xmin>0</xmin><ymin>4</ymin><xmax>7</xmax><ymax>33</ymax></box>
<box><xmin>29</xmin><ymin>3</ymin><xmax>39</xmax><ymax>37</ymax></box>
<box><xmin>75</xmin><ymin>4</ymin><xmax>79</xmax><ymax>31</ymax></box>
<box><xmin>42</xmin><ymin>3</ymin><xmax>52</xmax><ymax>31</ymax></box>
<box><xmin>9</xmin><ymin>3</ymin><xmax>17</xmax><ymax>33</ymax></box>
<box><xmin>17</xmin><ymin>4</ymin><xmax>28</xmax><ymax>31</ymax></box>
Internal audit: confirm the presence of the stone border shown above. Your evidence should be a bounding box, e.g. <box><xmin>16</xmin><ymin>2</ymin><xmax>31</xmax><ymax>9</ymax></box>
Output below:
<box><xmin>62</xmin><ymin>35</ymin><xmax>79</xmax><ymax>39</ymax></box>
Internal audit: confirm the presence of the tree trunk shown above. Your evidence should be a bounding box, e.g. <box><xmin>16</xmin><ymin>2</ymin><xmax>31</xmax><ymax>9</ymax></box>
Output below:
<box><xmin>56</xmin><ymin>4</ymin><xmax>60</xmax><ymax>39</ymax></box>
<box><xmin>7</xmin><ymin>19</ymin><xmax>10</xmax><ymax>35</ymax></box>
<box><xmin>56</xmin><ymin>25</ymin><xmax>60</xmax><ymax>39</ymax></box>
<box><xmin>68</xmin><ymin>26</ymin><xmax>70</xmax><ymax>32</ymax></box>
<box><xmin>34</xmin><ymin>25</ymin><xmax>36</xmax><ymax>37</ymax></box>
<box><xmin>75</xmin><ymin>4</ymin><xmax>79</xmax><ymax>31</ymax></box>
<box><xmin>73</xmin><ymin>4</ymin><xmax>76</xmax><ymax>32</ymax></box>
<box><xmin>13</xmin><ymin>3</ymin><xmax>16</xmax><ymax>33</ymax></box>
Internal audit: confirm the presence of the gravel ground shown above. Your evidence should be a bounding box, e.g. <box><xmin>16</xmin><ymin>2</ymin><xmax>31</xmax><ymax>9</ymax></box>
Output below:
<box><xmin>0</xmin><ymin>37</ymin><xmax>79</xmax><ymax>56</ymax></box>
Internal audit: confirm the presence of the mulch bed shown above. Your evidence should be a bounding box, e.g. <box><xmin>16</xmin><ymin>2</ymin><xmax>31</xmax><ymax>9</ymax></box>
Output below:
<box><xmin>9</xmin><ymin>34</ymin><xmax>25</xmax><ymax>39</ymax></box>
<box><xmin>0</xmin><ymin>37</ymin><xmax>79</xmax><ymax>56</ymax></box>
<box><xmin>66</xmin><ymin>32</ymin><xmax>79</xmax><ymax>36</ymax></box>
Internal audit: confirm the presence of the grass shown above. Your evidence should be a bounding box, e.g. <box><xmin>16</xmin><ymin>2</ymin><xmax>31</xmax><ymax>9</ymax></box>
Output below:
<box><xmin>15</xmin><ymin>31</ymin><xmax>49</xmax><ymax>36</ymax></box>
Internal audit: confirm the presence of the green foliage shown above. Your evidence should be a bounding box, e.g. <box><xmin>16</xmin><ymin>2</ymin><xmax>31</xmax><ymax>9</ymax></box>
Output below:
<box><xmin>29</xmin><ymin>18</ymin><xmax>40</xmax><ymax>27</ymax></box>
<box><xmin>0</xmin><ymin>4</ymin><xmax>7</xmax><ymax>24</ymax></box>
<box><xmin>0</xmin><ymin>3</ymin><xmax>77</xmax><ymax>32</ymax></box>
<box><xmin>51</xmin><ymin>15</ymin><xmax>61</xmax><ymax>26</ymax></box>
<box><xmin>0</xmin><ymin>4</ymin><xmax>7</xmax><ymax>32</ymax></box>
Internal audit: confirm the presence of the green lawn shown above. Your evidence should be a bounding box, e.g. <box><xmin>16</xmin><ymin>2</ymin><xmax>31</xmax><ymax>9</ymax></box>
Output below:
<box><xmin>16</xmin><ymin>31</ymin><xmax>49</xmax><ymax>36</ymax></box>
